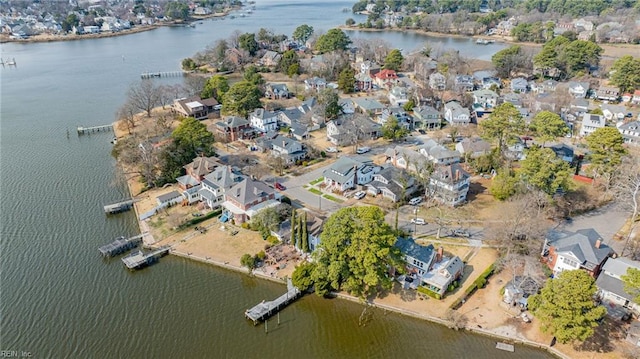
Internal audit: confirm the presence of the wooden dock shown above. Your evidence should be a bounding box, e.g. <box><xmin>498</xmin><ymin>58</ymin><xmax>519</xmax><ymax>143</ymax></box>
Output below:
<box><xmin>103</xmin><ymin>199</ymin><xmax>136</xmax><ymax>214</ymax></box>
<box><xmin>496</xmin><ymin>342</ymin><xmax>515</xmax><ymax>352</ymax></box>
<box><xmin>98</xmin><ymin>233</ymin><xmax>146</xmax><ymax>257</ymax></box>
<box><xmin>245</xmin><ymin>278</ymin><xmax>301</xmax><ymax>325</ymax></box>
<box><xmin>122</xmin><ymin>246</ymin><xmax>170</xmax><ymax>270</ymax></box>
<box><xmin>77</xmin><ymin>124</ymin><xmax>113</xmax><ymax>135</ymax></box>
<box><xmin>140</xmin><ymin>71</ymin><xmax>185</xmax><ymax>79</ymax></box>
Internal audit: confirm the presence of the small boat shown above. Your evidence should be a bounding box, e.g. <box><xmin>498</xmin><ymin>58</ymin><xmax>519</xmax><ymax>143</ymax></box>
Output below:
<box><xmin>7</xmin><ymin>58</ymin><xmax>16</xmax><ymax>66</ymax></box>
<box><xmin>110</xmin><ymin>137</ymin><xmax>118</xmax><ymax>144</ymax></box>
<box><xmin>476</xmin><ymin>39</ymin><xmax>494</xmax><ymax>45</ymax></box>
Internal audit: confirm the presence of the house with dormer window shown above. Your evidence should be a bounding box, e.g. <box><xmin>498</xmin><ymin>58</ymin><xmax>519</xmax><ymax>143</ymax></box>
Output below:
<box><xmin>413</xmin><ymin>106</ymin><xmax>441</xmax><ymax>131</ymax></box>
<box><xmin>250</xmin><ymin>108</ymin><xmax>279</xmax><ymax>133</ymax></box>
<box><xmin>444</xmin><ymin>101</ymin><xmax>471</xmax><ymax>126</ymax></box>
<box><xmin>541</xmin><ymin>228</ymin><xmax>612</xmax><ymax>277</ymax></box>
<box><xmin>419</xmin><ymin>139</ymin><xmax>461</xmax><ymax>165</ymax></box>
<box><xmin>176</xmin><ymin>156</ymin><xmax>221</xmax><ymax>190</ymax></box>
<box><xmin>367</xmin><ymin>166</ymin><xmax>416</xmax><ymax>202</ymax></box>
<box><xmin>428</xmin><ymin>163</ymin><xmax>470</xmax><ymax>206</ymax></box>
<box><xmin>580</xmin><ymin>113</ymin><xmax>605</xmax><ymax>137</ymax></box>
<box><xmin>374</xmin><ymin>69</ymin><xmax>399</xmax><ymax>89</ymax></box>
<box><xmin>198</xmin><ymin>165</ymin><xmax>243</xmax><ymax>209</ymax></box>
<box><xmin>270</xmin><ymin>135</ymin><xmax>306</xmax><ymax>164</ymax></box>
<box><xmin>221</xmin><ymin>179</ymin><xmax>278</xmax><ymax>224</ymax></box>
<box><xmin>322</xmin><ymin>156</ymin><xmax>381</xmax><ymax>192</ymax></box>
<box><xmin>618</xmin><ymin>121</ymin><xmax>640</xmax><ymax>145</ymax></box>
<box><xmin>429</xmin><ymin>72</ymin><xmax>446</xmax><ymax>91</ymax></box>
<box><xmin>385</xmin><ymin>146</ymin><xmax>430</xmax><ymax>173</ymax></box>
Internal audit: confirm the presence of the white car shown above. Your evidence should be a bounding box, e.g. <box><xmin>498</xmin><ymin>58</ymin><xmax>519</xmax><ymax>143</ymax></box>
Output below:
<box><xmin>354</xmin><ymin>191</ymin><xmax>366</xmax><ymax>199</ymax></box>
<box><xmin>410</xmin><ymin>218</ymin><xmax>426</xmax><ymax>225</ymax></box>
<box><xmin>326</xmin><ymin>147</ymin><xmax>339</xmax><ymax>153</ymax></box>
<box><xmin>356</xmin><ymin>146</ymin><xmax>370</xmax><ymax>154</ymax></box>
<box><xmin>408</xmin><ymin>197</ymin><xmax>422</xmax><ymax>206</ymax></box>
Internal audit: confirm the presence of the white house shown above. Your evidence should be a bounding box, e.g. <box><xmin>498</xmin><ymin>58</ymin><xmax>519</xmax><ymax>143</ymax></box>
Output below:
<box><xmin>156</xmin><ymin>190</ymin><xmax>184</xmax><ymax>208</ymax></box>
<box><xmin>385</xmin><ymin>146</ymin><xmax>430</xmax><ymax>173</ymax></box>
<box><xmin>542</xmin><ymin>228</ymin><xmax>612</xmax><ymax>277</ymax></box>
<box><xmin>322</xmin><ymin>156</ymin><xmax>381</xmax><ymax>192</ymax></box>
<box><xmin>444</xmin><ymin>101</ymin><xmax>471</xmax><ymax>126</ymax></box>
<box><xmin>270</xmin><ymin>135</ymin><xmax>306</xmax><ymax>164</ymax></box>
<box><xmin>456</xmin><ymin>137</ymin><xmax>492</xmax><ymax>158</ymax></box>
<box><xmin>395</xmin><ymin>237</ymin><xmax>436</xmax><ymax>277</ymax></box>
<box><xmin>367</xmin><ymin>166</ymin><xmax>416</xmax><ymax>202</ymax></box>
<box><xmin>580</xmin><ymin>113</ymin><xmax>606</xmax><ymax>137</ymax></box>
<box><xmin>429</xmin><ymin>72</ymin><xmax>446</xmax><ymax>91</ymax></box>
<box><xmin>596</xmin><ymin>257</ymin><xmax>640</xmax><ymax>316</ymax></box>
<box><xmin>250</xmin><ymin>108</ymin><xmax>279</xmax><ymax>133</ymax></box>
<box><xmin>419</xmin><ymin>139</ymin><xmax>461</xmax><ymax>165</ymax></box>
<box><xmin>567</xmin><ymin>81</ymin><xmax>590</xmax><ymax>98</ymax></box>
<box><xmin>198</xmin><ymin>166</ymin><xmax>243</xmax><ymax>209</ymax></box>
<box><xmin>472</xmin><ymin>89</ymin><xmax>499</xmax><ymax>109</ymax></box>
<box><xmin>618</xmin><ymin>121</ymin><xmax>640</xmax><ymax>145</ymax></box>
<box><xmin>388</xmin><ymin>86</ymin><xmax>410</xmax><ymax>107</ymax></box>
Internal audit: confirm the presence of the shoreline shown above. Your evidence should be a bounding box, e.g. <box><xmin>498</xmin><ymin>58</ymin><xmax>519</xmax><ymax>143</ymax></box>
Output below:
<box><xmin>340</xmin><ymin>25</ymin><xmax>639</xmax><ymax>58</ymax></box>
<box><xmin>0</xmin><ymin>8</ymin><xmax>235</xmax><ymax>44</ymax></box>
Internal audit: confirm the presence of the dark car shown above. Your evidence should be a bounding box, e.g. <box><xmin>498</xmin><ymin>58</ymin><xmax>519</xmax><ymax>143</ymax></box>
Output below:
<box><xmin>274</xmin><ymin>182</ymin><xmax>285</xmax><ymax>191</ymax></box>
<box><xmin>418</xmin><ymin>129</ymin><xmax>426</xmax><ymax>135</ymax></box>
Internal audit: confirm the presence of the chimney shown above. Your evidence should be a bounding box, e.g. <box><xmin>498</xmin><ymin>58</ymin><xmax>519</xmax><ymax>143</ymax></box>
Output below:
<box><xmin>595</xmin><ymin>239</ymin><xmax>601</xmax><ymax>249</ymax></box>
<box><xmin>353</xmin><ymin>165</ymin><xmax>359</xmax><ymax>186</ymax></box>
<box><xmin>436</xmin><ymin>246</ymin><xmax>444</xmax><ymax>263</ymax></box>
<box><xmin>236</xmin><ymin>188</ymin><xmax>241</xmax><ymax>197</ymax></box>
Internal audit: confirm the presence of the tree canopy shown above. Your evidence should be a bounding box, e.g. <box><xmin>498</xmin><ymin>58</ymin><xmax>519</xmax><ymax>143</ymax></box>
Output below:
<box><xmin>238</xmin><ymin>32</ymin><xmax>259</xmax><ymax>56</ymax></box>
<box><xmin>315</xmin><ymin>28</ymin><xmax>352</xmax><ymax>53</ymax></box>
<box><xmin>381</xmin><ymin>116</ymin><xmax>410</xmax><ymax>141</ymax></box>
<box><xmin>586</xmin><ymin>127</ymin><xmax>627</xmax><ymax>179</ymax></box>
<box><xmin>622</xmin><ymin>267</ymin><xmax>640</xmax><ymax>305</ymax></box>
<box><xmin>533</xmin><ymin>36</ymin><xmax>602</xmax><ymax>78</ymax></box>
<box><xmin>222</xmin><ymin>81</ymin><xmax>262</xmax><ymax>117</ymax></box>
<box><xmin>292</xmin><ymin>24</ymin><xmax>314</xmax><ymax>44</ymax></box>
<box><xmin>384</xmin><ymin>49</ymin><xmax>404</xmax><ymax>71</ymax></box>
<box><xmin>610</xmin><ymin>56</ymin><xmax>640</xmax><ymax>94</ymax></box>
<box><xmin>529</xmin><ymin>270</ymin><xmax>606</xmax><ymax>344</ymax></box>
<box><xmin>277</xmin><ymin>50</ymin><xmax>300</xmax><ymax>75</ymax></box>
<box><xmin>201</xmin><ymin>75</ymin><xmax>229</xmax><ymax>101</ymax></box>
<box><xmin>337</xmin><ymin>67</ymin><xmax>356</xmax><ymax>93</ymax></box>
<box><xmin>519</xmin><ymin>146</ymin><xmax>573</xmax><ymax>196</ymax></box>
<box><xmin>165</xmin><ymin>1</ymin><xmax>190</xmax><ymax>20</ymax></box>
<box><xmin>492</xmin><ymin>45</ymin><xmax>525</xmax><ymax>79</ymax></box>
<box><xmin>318</xmin><ymin>88</ymin><xmax>343</xmax><ymax>120</ymax></box>
<box><xmin>529</xmin><ymin>111</ymin><xmax>569</xmax><ymax>145</ymax></box>
<box><xmin>309</xmin><ymin>206</ymin><xmax>403</xmax><ymax>299</ymax></box>
<box><xmin>479</xmin><ymin>103</ymin><xmax>525</xmax><ymax>157</ymax></box>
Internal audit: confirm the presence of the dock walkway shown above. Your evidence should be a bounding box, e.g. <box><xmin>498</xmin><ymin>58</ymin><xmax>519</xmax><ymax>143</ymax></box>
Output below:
<box><xmin>77</xmin><ymin>124</ymin><xmax>113</xmax><ymax>135</ymax></box>
<box><xmin>245</xmin><ymin>278</ymin><xmax>301</xmax><ymax>325</ymax></box>
<box><xmin>141</xmin><ymin>71</ymin><xmax>185</xmax><ymax>79</ymax></box>
<box><xmin>98</xmin><ymin>233</ymin><xmax>146</xmax><ymax>257</ymax></box>
<box><xmin>103</xmin><ymin>199</ymin><xmax>137</xmax><ymax>214</ymax></box>
<box><xmin>122</xmin><ymin>246</ymin><xmax>170</xmax><ymax>270</ymax></box>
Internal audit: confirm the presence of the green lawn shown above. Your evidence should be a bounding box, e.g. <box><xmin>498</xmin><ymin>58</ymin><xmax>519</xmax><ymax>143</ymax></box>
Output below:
<box><xmin>323</xmin><ymin>194</ymin><xmax>344</xmax><ymax>203</ymax></box>
<box><xmin>308</xmin><ymin>188</ymin><xmax>322</xmax><ymax>195</ymax></box>
<box><xmin>309</xmin><ymin>177</ymin><xmax>324</xmax><ymax>185</ymax></box>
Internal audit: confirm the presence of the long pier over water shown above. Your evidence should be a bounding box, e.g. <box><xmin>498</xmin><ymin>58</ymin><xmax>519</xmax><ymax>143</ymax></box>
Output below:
<box><xmin>245</xmin><ymin>278</ymin><xmax>301</xmax><ymax>325</ymax></box>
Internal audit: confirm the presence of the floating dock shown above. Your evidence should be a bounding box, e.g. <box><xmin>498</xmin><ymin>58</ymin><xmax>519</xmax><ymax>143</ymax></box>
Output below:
<box><xmin>98</xmin><ymin>234</ymin><xmax>146</xmax><ymax>257</ymax></box>
<box><xmin>245</xmin><ymin>278</ymin><xmax>301</xmax><ymax>325</ymax></box>
<box><xmin>77</xmin><ymin>124</ymin><xmax>113</xmax><ymax>135</ymax></box>
<box><xmin>140</xmin><ymin>71</ymin><xmax>185</xmax><ymax>79</ymax></box>
<box><xmin>103</xmin><ymin>199</ymin><xmax>136</xmax><ymax>214</ymax></box>
<box><xmin>496</xmin><ymin>342</ymin><xmax>515</xmax><ymax>352</ymax></box>
<box><xmin>122</xmin><ymin>246</ymin><xmax>170</xmax><ymax>270</ymax></box>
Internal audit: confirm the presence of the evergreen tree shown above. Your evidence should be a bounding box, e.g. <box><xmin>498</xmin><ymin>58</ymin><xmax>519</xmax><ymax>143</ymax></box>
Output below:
<box><xmin>296</xmin><ymin>213</ymin><xmax>303</xmax><ymax>249</ymax></box>
<box><xmin>290</xmin><ymin>209</ymin><xmax>297</xmax><ymax>246</ymax></box>
<box><xmin>301</xmin><ymin>211</ymin><xmax>309</xmax><ymax>252</ymax></box>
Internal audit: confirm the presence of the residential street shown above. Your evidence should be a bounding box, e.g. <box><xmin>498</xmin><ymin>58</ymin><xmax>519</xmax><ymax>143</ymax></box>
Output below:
<box><xmin>278</xmin><ymin>164</ymin><xmax>343</xmax><ymax>213</ymax></box>
<box><xmin>559</xmin><ymin>202</ymin><xmax>628</xmax><ymax>254</ymax></box>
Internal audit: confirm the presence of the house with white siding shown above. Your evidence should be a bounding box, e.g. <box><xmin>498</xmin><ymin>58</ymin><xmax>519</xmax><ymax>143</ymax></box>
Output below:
<box><xmin>322</xmin><ymin>156</ymin><xmax>381</xmax><ymax>192</ymax></box>
<box><xmin>250</xmin><ymin>108</ymin><xmax>279</xmax><ymax>133</ymax></box>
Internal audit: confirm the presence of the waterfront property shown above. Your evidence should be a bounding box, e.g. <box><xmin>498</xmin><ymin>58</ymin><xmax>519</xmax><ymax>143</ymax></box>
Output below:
<box><xmin>541</xmin><ymin>228</ymin><xmax>612</xmax><ymax>277</ymax></box>
<box><xmin>596</xmin><ymin>257</ymin><xmax>640</xmax><ymax>317</ymax></box>
<box><xmin>98</xmin><ymin>234</ymin><xmax>145</xmax><ymax>257</ymax></box>
<box><xmin>122</xmin><ymin>246</ymin><xmax>170</xmax><ymax>270</ymax></box>
<box><xmin>245</xmin><ymin>279</ymin><xmax>301</xmax><ymax>325</ymax></box>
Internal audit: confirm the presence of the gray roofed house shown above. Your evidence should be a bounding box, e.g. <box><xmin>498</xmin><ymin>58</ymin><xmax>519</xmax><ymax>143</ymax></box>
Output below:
<box><xmin>549</xmin><ymin>143</ymin><xmax>574</xmax><ymax>162</ymax></box>
<box><xmin>271</xmin><ymin>134</ymin><xmax>306</xmax><ymax>164</ymax></box>
<box><xmin>176</xmin><ymin>156</ymin><xmax>221</xmax><ymax>189</ymax></box>
<box><xmin>481</xmin><ymin>77</ymin><xmax>501</xmax><ymax>90</ymax></box>
<box><xmin>222</xmin><ymin>178</ymin><xmax>277</xmax><ymax>224</ymax></box>
<box><xmin>429</xmin><ymin>72</ymin><xmax>446</xmax><ymax>91</ymax></box>
<box><xmin>542</xmin><ymin>228</ymin><xmax>613</xmax><ymax>277</ymax></box>
<box><xmin>580</xmin><ymin>113</ymin><xmax>605</xmax><ymax>137</ymax></box>
<box><xmin>278</xmin><ymin>107</ymin><xmax>304</xmax><ymax>126</ymax></box>
<box><xmin>510</xmin><ymin>77</ymin><xmax>528</xmax><ymax>93</ymax></box>
<box><xmin>367</xmin><ymin>165</ymin><xmax>416</xmax><ymax>202</ymax></box>
<box><xmin>378</xmin><ymin>107</ymin><xmax>412</xmax><ymax>128</ymax></box>
<box><xmin>156</xmin><ymin>190</ymin><xmax>183</xmax><ymax>208</ymax></box>
<box><xmin>421</xmin><ymin>256</ymin><xmax>464</xmax><ymax>296</ymax></box>
<box><xmin>503</xmin><ymin>93</ymin><xmax>524</xmax><ymax>108</ymax></box>
<box><xmin>388</xmin><ymin>86</ymin><xmax>410</xmax><ymax>107</ymax></box>
<box><xmin>250</xmin><ymin>108</ymin><xmax>279</xmax><ymax>133</ymax></box>
<box><xmin>455</xmin><ymin>137</ymin><xmax>492</xmax><ymax>158</ymax></box>
<box><xmin>618</xmin><ymin>121</ymin><xmax>640</xmax><ymax>145</ymax></box>
<box><xmin>259</xmin><ymin>51</ymin><xmax>282</xmax><ymax>67</ymax></box>
<box><xmin>385</xmin><ymin>146</ymin><xmax>429</xmax><ymax>173</ymax></box>
<box><xmin>418</xmin><ymin>139</ymin><xmax>461</xmax><ymax>165</ymax></box>
<box><xmin>289</xmin><ymin>122</ymin><xmax>309</xmax><ymax>140</ymax></box>
<box><xmin>326</xmin><ymin>115</ymin><xmax>381</xmax><ymax>146</ymax></box>
<box><xmin>428</xmin><ymin>163</ymin><xmax>470</xmax><ymax>206</ymax></box>
<box><xmin>215</xmin><ymin>116</ymin><xmax>252</xmax><ymax>142</ymax></box>
<box><xmin>395</xmin><ymin>237</ymin><xmax>436</xmax><ymax>277</ymax></box>
<box><xmin>570</xmin><ymin>98</ymin><xmax>590</xmax><ymax>114</ymax></box>
<box><xmin>596</xmin><ymin>257</ymin><xmax>640</xmax><ymax>316</ymax></box>
<box><xmin>265</xmin><ymin>83</ymin><xmax>290</xmax><ymax>99</ymax></box>
<box><xmin>455</xmin><ymin>75</ymin><xmax>475</xmax><ymax>92</ymax></box>
<box><xmin>199</xmin><ymin>165</ymin><xmax>243</xmax><ymax>209</ymax></box>
<box><xmin>444</xmin><ymin>101</ymin><xmax>471</xmax><ymax>126</ymax></box>
<box><xmin>567</xmin><ymin>81</ymin><xmax>590</xmax><ymax>98</ymax></box>
<box><xmin>601</xmin><ymin>104</ymin><xmax>627</xmax><ymax>121</ymax></box>
<box><xmin>352</xmin><ymin>97</ymin><xmax>386</xmax><ymax>115</ymax></box>
<box><xmin>413</xmin><ymin>105</ymin><xmax>441</xmax><ymax>131</ymax></box>
<box><xmin>304</xmin><ymin>77</ymin><xmax>327</xmax><ymax>92</ymax></box>
<box><xmin>322</xmin><ymin>156</ymin><xmax>381</xmax><ymax>192</ymax></box>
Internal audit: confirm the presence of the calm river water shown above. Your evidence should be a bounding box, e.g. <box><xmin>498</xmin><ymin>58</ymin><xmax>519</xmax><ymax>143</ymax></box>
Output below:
<box><xmin>0</xmin><ymin>1</ymin><xmax>552</xmax><ymax>358</ymax></box>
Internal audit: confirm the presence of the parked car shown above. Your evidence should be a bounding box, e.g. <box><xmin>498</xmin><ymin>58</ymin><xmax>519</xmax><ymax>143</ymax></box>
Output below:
<box><xmin>410</xmin><ymin>218</ymin><xmax>426</xmax><ymax>225</ymax></box>
<box><xmin>451</xmin><ymin>229</ymin><xmax>470</xmax><ymax>237</ymax></box>
<box><xmin>354</xmin><ymin>191</ymin><xmax>366</xmax><ymax>199</ymax></box>
<box><xmin>274</xmin><ymin>182</ymin><xmax>286</xmax><ymax>191</ymax></box>
<box><xmin>326</xmin><ymin>147</ymin><xmax>339</xmax><ymax>153</ymax></box>
<box><xmin>408</xmin><ymin>197</ymin><xmax>422</xmax><ymax>206</ymax></box>
<box><xmin>418</xmin><ymin>129</ymin><xmax>426</xmax><ymax>135</ymax></box>
<box><xmin>356</xmin><ymin>146</ymin><xmax>370</xmax><ymax>154</ymax></box>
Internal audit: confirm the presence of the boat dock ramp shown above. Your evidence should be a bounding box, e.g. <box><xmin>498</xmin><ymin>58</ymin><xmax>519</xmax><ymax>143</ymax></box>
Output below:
<box><xmin>77</xmin><ymin>124</ymin><xmax>113</xmax><ymax>135</ymax></box>
<box><xmin>98</xmin><ymin>233</ymin><xmax>147</xmax><ymax>257</ymax></box>
<box><xmin>245</xmin><ymin>278</ymin><xmax>302</xmax><ymax>325</ymax></box>
<box><xmin>103</xmin><ymin>199</ymin><xmax>137</xmax><ymax>214</ymax></box>
<box><xmin>122</xmin><ymin>246</ymin><xmax>171</xmax><ymax>270</ymax></box>
<box><xmin>141</xmin><ymin>71</ymin><xmax>185</xmax><ymax>79</ymax></box>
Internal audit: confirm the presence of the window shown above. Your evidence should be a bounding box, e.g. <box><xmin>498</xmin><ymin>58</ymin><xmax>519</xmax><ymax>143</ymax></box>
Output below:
<box><xmin>562</xmin><ymin>256</ymin><xmax>578</xmax><ymax>268</ymax></box>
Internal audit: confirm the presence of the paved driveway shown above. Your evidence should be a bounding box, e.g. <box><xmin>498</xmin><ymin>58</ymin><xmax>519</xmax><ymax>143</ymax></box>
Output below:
<box><xmin>558</xmin><ymin>202</ymin><xmax>628</xmax><ymax>253</ymax></box>
<box><xmin>278</xmin><ymin>164</ymin><xmax>343</xmax><ymax>213</ymax></box>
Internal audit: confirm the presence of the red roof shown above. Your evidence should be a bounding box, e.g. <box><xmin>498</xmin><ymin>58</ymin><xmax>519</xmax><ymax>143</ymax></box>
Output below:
<box><xmin>375</xmin><ymin>69</ymin><xmax>398</xmax><ymax>80</ymax></box>
<box><xmin>634</xmin><ymin>90</ymin><xmax>640</xmax><ymax>96</ymax></box>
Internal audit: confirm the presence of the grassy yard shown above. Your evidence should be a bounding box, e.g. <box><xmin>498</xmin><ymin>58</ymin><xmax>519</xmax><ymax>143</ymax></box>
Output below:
<box><xmin>323</xmin><ymin>194</ymin><xmax>344</xmax><ymax>203</ymax></box>
<box><xmin>309</xmin><ymin>177</ymin><xmax>324</xmax><ymax>185</ymax></box>
<box><xmin>308</xmin><ymin>187</ymin><xmax>322</xmax><ymax>195</ymax></box>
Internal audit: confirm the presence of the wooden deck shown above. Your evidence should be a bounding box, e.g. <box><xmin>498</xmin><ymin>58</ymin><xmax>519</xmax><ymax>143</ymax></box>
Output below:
<box><xmin>245</xmin><ymin>278</ymin><xmax>301</xmax><ymax>325</ymax></box>
<box><xmin>77</xmin><ymin>124</ymin><xmax>113</xmax><ymax>135</ymax></box>
<box><xmin>98</xmin><ymin>234</ymin><xmax>146</xmax><ymax>257</ymax></box>
<box><xmin>496</xmin><ymin>342</ymin><xmax>515</xmax><ymax>352</ymax></box>
<box><xmin>122</xmin><ymin>246</ymin><xmax>170</xmax><ymax>270</ymax></box>
<box><xmin>103</xmin><ymin>199</ymin><xmax>136</xmax><ymax>214</ymax></box>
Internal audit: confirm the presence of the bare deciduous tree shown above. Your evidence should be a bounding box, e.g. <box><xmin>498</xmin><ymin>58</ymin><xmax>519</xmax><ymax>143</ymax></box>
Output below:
<box><xmin>127</xmin><ymin>80</ymin><xmax>161</xmax><ymax>117</ymax></box>
<box><xmin>116</xmin><ymin>100</ymin><xmax>138</xmax><ymax>134</ymax></box>
<box><xmin>615</xmin><ymin>156</ymin><xmax>640</xmax><ymax>257</ymax></box>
